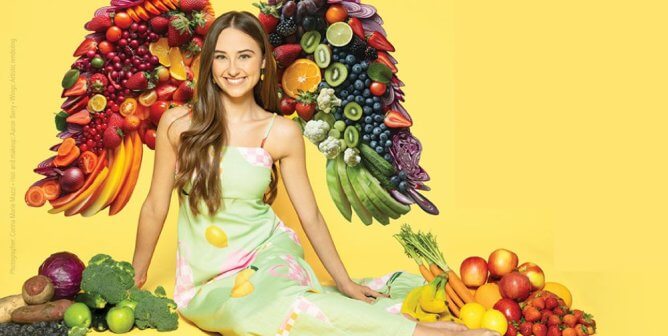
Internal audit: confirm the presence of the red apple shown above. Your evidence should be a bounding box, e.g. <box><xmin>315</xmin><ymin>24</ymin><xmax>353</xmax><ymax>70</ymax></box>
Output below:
<box><xmin>498</xmin><ymin>271</ymin><xmax>532</xmax><ymax>301</ymax></box>
<box><xmin>460</xmin><ymin>256</ymin><xmax>489</xmax><ymax>287</ymax></box>
<box><xmin>518</xmin><ymin>262</ymin><xmax>545</xmax><ymax>291</ymax></box>
<box><xmin>488</xmin><ymin>248</ymin><xmax>519</xmax><ymax>278</ymax></box>
<box><xmin>493</xmin><ymin>298</ymin><xmax>522</xmax><ymax>322</ymax></box>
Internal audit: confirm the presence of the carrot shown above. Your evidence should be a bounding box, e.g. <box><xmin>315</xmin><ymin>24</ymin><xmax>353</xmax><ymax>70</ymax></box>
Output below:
<box><xmin>25</xmin><ymin>186</ymin><xmax>46</xmax><ymax>207</ymax></box>
<box><xmin>41</xmin><ymin>180</ymin><xmax>61</xmax><ymax>201</ymax></box>
<box><xmin>57</xmin><ymin>138</ymin><xmax>76</xmax><ymax>157</ymax></box>
<box><xmin>445</xmin><ymin>282</ymin><xmax>464</xmax><ymax>308</ymax></box>
<box><xmin>419</xmin><ymin>264</ymin><xmax>435</xmax><ymax>282</ymax></box>
<box><xmin>447</xmin><ymin>271</ymin><xmax>474</xmax><ymax>304</ymax></box>
<box><xmin>446</xmin><ymin>296</ymin><xmax>460</xmax><ymax>317</ymax></box>
<box><xmin>143</xmin><ymin>1</ymin><xmax>160</xmax><ymax>15</ymax></box>
<box><xmin>126</xmin><ymin>8</ymin><xmax>140</xmax><ymax>22</ymax></box>
<box><xmin>430</xmin><ymin>263</ymin><xmax>444</xmax><ymax>276</ymax></box>
<box><xmin>53</xmin><ymin>146</ymin><xmax>80</xmax><ymax>167</ymax></box>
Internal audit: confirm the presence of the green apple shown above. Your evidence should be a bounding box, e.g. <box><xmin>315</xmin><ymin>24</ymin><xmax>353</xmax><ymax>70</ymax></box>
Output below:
<box><xmin>64</xmin><ymin>302</ymin><xmax>92</xmax><ymax>328</ymax></box>
<box><xmin>106</xmin><ymin>306</ymin><xmax>134</xmax><ymax>333</ymax></box>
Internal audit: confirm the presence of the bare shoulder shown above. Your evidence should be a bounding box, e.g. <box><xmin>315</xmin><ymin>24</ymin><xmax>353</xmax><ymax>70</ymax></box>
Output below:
<box><xmin>159</xmin><ymin>105</ymin><xmax>192</xmax><ymax>148</ymax></box>
<box><xmin>267</xmin><ymin>114</ymin><xmax>304</xmax><ymax>159</ymax></box>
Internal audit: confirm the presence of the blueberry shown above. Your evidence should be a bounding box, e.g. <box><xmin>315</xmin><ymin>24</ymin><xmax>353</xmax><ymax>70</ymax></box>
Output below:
<box><xmin>385</xmin><ymin>140</ymin><xmax>393</xmax><ymax>147</ymax></box>
<box><xmin>340</xmin><ymin>90</ymin><xmax>349</xmax><ymax>97</ymax></box>
<box><xmin>365</xmin><ymin>78</ymin><xmax>371</xmax><ymax>86</ymax></box>
<box><xmin>350</xmin><ymin>73</ymin><xmax>358</xmax><ymax>81</ymax></box>
<box><xmin>371</xmin><ymin>133</ymin><xmax>378</xmax><ymax>140</ymax></box>
<box><xmin>361</xmin><ymin>60</ymin><xmax>369</xmax><ymax>69</ymax></box>
<box><xmin>334</xmin><ymin>111</ymin><xmax>343</xmax><ymax>120</ymax></box>
<box><xmin>359</xmin><ymin>73</ymin><xmax>367</xmax><ymax>81</ymax></box>
<box><xmin>341</xmin><ymin>100</ymin><xmax>349</xmax><ymax>107</ymax></box>
<box><xmin>345</xmin><ymin>54</ymin><xmax>356</xmax><ymax>64</ymax></box>
<box><xmin>364</xmin><ymin>116</ymin><xmax>373</xmax><ymax>124</ymax></box>
<box><xmin>370</xmin><ymin>140</ymin><xmax>377</xmax><ymax>148</ymax></box>
<box><xmin>375</xmin><ymin>146</ymin><xmax>384</xmax><ymax>154</ymax></box>
<box><xmin>355</xmin><ymin>96</ymin><xmax>365</xmax><ymax>104</ymax></box>
<box><xmin>338</xmin><ymin>52</ymin><xmax>346</xmax><ymax>59</ymax></box>
<box><xmin>364</xmin><ymin>124</ymin><xmax>373</xmax><ymax>133</ymax></box>
<box><xmin>363</xmin><ymin>89</ymin><xmax>371</xmax><ymax>98</ymax></box>
<box><xmin>362</xmin><ymin>134</ymin><xmax>370</xmax><ymax>141</ymax></box>
<box><xmin>372</xmin><ymin>121</ymin><xmax>379</xmax><ymax>127</ymax></box>
<box><xmin>398</xmin><ymin>181</ymin><xmax>408</xmax><ymax>192</ymax></box>
<box><xmin>379</xmin><ymin>123</ymin><xmax>387</xmax><ymax>130</ymax></box>
<box><xmin>363</xmin><ymin>106</ymin><xmax>372</xmax><ymax>115</ymax></box>
<box><xmin>383</xmin><ymin>129</ymin><xmax>391</xmax><ymax>136</ymax></box>
<box><xmin>373</xmin><ymin>102</ymin><xmax>382</xmax><ymax>111</ymax></box>
<box><xmin>374</xmin><ymin>114</ymin><xmax>383</xmax><ymax>122</ymax></box>
<box><xmin>384</xmin><ymin>153</ymin><xmax>392</xmax><ymax>161</ymax></box>
<box><xmin>372</xmin><ymin>127</ymin><xmax>381</xmax><ymax>135</ymax></box>
<box><xmin>344</xmin><ymin>118</ymin><xmax>353</xmax><ymax>125</ymax></box>
<box><xmin>397</xmin><ymin>170</ymin><xmax>407</xmax><ymax>180</ymax></box>
<box><xmin>380</xmin><ymin>133</ymin><xmax>388</xmax><ymax>141</ymax></box>
<box><xmin>352</xmin><ymin>64</ymin><xmax>362</xmax><ymax>73</ymax></box>
<box><xmin>332</xmin><ymin>54</ymin><xmax>339</xmax><ymax>61</ymax></box>
<box><xmin>365</xmin><ymin>98</ymin><xmax>374</xmax><ymax>106</ymax></box>
<box><xmin>373</xmin><ymin>96</ymin><xmax>380</xmax><ymax>102</ymax></box>
<box><xmin>353</xmin><ymin>89</ymin><xmax>362</xmax><ymax>96</ymax></box>
<box><xmin>318</xmin><ymin>82</ymin><xmax>330</xmax><ymax>90</ymax></box>
<box><xmin>390</xmin><ymin>176</ymin><xmax>401</xmax><ymax>186</ymax></box>
<box><xmin>347</xmin><ymin>94</ymin><xmax>355</xmax><ymax>102</ymax></box>
<box><xmin>354</xmin><ymin>80</ymin><xmax>364</xmax><ymax>90</ymax></box>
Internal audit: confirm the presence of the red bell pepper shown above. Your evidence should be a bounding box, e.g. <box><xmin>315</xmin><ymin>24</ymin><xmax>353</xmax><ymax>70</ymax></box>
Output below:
<box><xmin>61</xmin><ymin>76</ymin><xmax>88</xmax><ymax>98</ymax></box>
<box><xmin>384</xmin><ymin>109</ymin><xmax>412</xmax><ymax>128</ymax></box>
<box><xmin>73</xmin><ymin>38</ymin><xmax>98</xmax><ymax>57</ymax></box>
<box><xmin>66</xmin><ymin>110</ymin><xmax>91</xmax><ymax>125</ymax></box>
<box><xmin>367</xmin><ymin>32</ymin><xmax>395</xmax><ymax>52</ymax></box>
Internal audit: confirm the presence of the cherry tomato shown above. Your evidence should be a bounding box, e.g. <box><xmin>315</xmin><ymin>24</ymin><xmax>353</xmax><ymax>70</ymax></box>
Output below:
<box><xmin>106</xmin><ymin>26</ymin><xmax>122</xmax><ymax>42</ymax></box>
<box><xmin>78</xmin><ymin>151</ymin><xmax>98</xmax><ymax>174</ymax></box>
<box><xmin>98</xmin><ymin>40</ymin><xmax>114</xmax><ymax>55</ymax></box>
<box><xmin>119</xmin><ymin>98</ymin><xmax>137</xmax><ymax>117</ymax></box>
<box><xmin>144</xmin><ymin>128</ymin><xmax>157</xmax><ymax>150</ymax></box>
<box><xmin>325</xmin><ymin>5</ymin><xmax>348</xmax><ymax>24</ymax></box>
<box><xmin>369</xmin><ymin>81</ymin><xmax>387</xmax><ymax>96</ymax></box>
<box><xmin>123</xmin><ymin>114</ymin><xmax>141</xmax><ymax>132</ymax></box>
<box><xmin>150</xmin><ymin>101</ymin><xmax>170</xmax><ymax>126</ymax></box>
<box><xmin>113</xmin><ymin>12</ymin><xmax>132</xmax><ymax>29</ymax></box>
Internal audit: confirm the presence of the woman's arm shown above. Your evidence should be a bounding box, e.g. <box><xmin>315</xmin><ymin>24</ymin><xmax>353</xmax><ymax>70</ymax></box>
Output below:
<box><xmin>131</xmin><ymin>107</ymin><xmax>185</xmax><ymax>287</ymax></box>
<box><xmin>276</xmin><ymin>121</ymin><xmax>387</xmax><ymax>303</ymax></box>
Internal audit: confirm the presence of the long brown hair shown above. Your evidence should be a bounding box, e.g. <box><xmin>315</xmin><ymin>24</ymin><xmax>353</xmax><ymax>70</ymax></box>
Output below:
<box><xmin>171</xmin><ymin>11</ymin><xmax>279</xmax><ymax>217</ymax></box>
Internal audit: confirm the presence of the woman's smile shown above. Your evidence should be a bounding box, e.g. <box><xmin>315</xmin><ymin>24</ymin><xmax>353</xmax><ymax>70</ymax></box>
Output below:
<box><xmin>225</xmin><ymin>76</ymin><xmax>247</xmax><ymax>86</ymax></box>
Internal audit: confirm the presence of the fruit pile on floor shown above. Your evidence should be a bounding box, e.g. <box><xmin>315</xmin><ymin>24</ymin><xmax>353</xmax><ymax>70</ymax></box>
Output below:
<box><xmin>0</xmin><ymin>252</ymin><xmax>178</xmax><ymax>335</ymax></box>
<box><xmin>257</xmin><ymin>0</ymin><xmax>438</xmax><ymax>225</ymax></box>
<box><xmin>395</xmin><ymin>224</ymin><xmax>598</xmax><ymax>336</ymax></box>
<box><xmin>25</xmin><ymin>0</ymin><xmax>214</xmax><ymax>216</ymax></box>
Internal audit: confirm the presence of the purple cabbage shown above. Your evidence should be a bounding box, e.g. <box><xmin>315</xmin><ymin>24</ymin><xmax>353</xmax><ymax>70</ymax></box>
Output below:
<box><xmin>389</xmin><ymin>129</ymin><xmax>429</xmax><ymax>182</ymax></box>
<box><xmin>38</xmin><ymin>251</ymin><xmax>86</xmax><ymax>299</ymax></box>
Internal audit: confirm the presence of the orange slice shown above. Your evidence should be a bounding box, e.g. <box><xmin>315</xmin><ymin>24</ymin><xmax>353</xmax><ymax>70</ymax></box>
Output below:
<box><xmin>169</xmin><ymin>47</ymin><xmax>187</xmax><ymax>81</ymax></box>
<box><xmin>281</xmin><ymin>58</ymin><xmax>322</xmax><ymax>99</ymax></box>
<box><xmin>191</xmin><ymin>55</ymin><xmax>201</xmax><ymax>82</ymax></box>
<box><xmin>149</xmin><ymin>38</ymin><xmax>171</xmax><ymax>67</ymax></box>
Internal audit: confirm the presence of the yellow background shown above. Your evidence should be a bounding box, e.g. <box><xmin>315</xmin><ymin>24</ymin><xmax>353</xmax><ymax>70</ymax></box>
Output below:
<box><xmin>1</xmin><ymin>0</ymin><xmax>665</xmax><ymax>335</ymax></box>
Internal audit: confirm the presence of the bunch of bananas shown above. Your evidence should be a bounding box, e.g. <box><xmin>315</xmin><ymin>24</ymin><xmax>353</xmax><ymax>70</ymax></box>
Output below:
<box><xmin>401</xmin><ymin>275</ymin><xmax>459</xmax><ymax>322</ymax></box>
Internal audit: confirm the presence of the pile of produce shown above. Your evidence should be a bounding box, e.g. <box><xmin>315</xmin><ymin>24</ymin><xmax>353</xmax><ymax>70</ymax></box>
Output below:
<box><xmin>255</xmin><ymin>0</ymin><xmax>438</xmax><ymax>225</ymax></box>
<box><xmin>0</xmin><ymin>252</ymin><xmax>178</xmax><ymax>335</ymax></box>
<box><xmin>395</xmin><ymin>224</ymin><xmax>598</xmax><ymax>336</ymax></box>
<box><xmin>25</xmin><ymin>0</ymin><xmax>214</xmax><ymax>216</ymax></box>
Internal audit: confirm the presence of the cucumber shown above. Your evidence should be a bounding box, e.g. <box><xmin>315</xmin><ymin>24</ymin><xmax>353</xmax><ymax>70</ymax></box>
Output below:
<box><xmin>326</xmin><ymin>159</ymin><xmax>352</xmax><ymax>221</ymax></box>
<box><xmin>359</xmin><ymin>143</ymin><xmax>395</xmax><ymax>177</ymax></box>
<box><xmin>336</xmin><ymin>156</ymin><xmax>372</xmax><ymax>225</ymax></box>
<box><xmin>360</xmin><ymin>167</ymin><xmax>410</xmax><ymax>215</ymax></box>
<box><xmin>352</xmin><ymin>166</ymin><xmax>399</xmax><ymax>220</ymax></box>
<box><xmin>347</xmin><ymin>165</ymin><xmax>389</xmax><ymax>225</ymax></box>
<box><xmin>363</xmin><ymin>159</ymin><xmax>394</xmax><ymax>189</ymax></box>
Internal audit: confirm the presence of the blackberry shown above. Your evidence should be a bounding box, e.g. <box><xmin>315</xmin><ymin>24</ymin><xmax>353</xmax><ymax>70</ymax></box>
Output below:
<box><xmin>364</xmin><ymin>46</ymin><xmax>378</xmax><ymax>60</ymax></box>
<box><xmin>345</xmin><ymin>36</ymin><xmax>367</xmax><ymax>59</ymax></box>
<box><xmin>276</xmin><ymin>17</ymin><xmax>297</xmax><ymax>37</ymax></box>
<box><xmin>269</xmin><ymin>33</ymin><xmax>284</xmax><ymax>47</ymax></box>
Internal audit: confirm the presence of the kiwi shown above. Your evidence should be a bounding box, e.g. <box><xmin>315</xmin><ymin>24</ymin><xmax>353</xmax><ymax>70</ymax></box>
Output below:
<box><xmin>300</xmin><ymin>31</ymin><xmax>321</xmax><ymax>54</ymax></box>
<box><xmin>324</xmin><ymin>62</ymin><xmax>348</xmax><ymax>87</ymax></box>
<box><xmin>314</xmin><ymin>111</ymin><xmax>335</xmax><ymax>127</ymax></box>
<box><xmin>314</xmin><ymin>44</ymin><xmax>331</xmax><ymax>68</ymax></box>
<box><xmin>344</xmin><ymin>125</ymin><xmax>359</xmax><ymax>148</ymax></box>
<box><xmin>343</xmin><ymin>102</ymin><xmax>363</xmax><ymax>121</ymax></box>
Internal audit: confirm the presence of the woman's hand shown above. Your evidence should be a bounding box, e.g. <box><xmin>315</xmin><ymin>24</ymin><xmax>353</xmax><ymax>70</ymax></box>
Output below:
<box><xmin>337</xmin><ymin>280</ymin><xmax>389</xmax><ymax>304</ymax></box>
<box><xmin>134</xmin><ymin>269</ymin><xmax>147</xmax><ymax>288</ymax></box>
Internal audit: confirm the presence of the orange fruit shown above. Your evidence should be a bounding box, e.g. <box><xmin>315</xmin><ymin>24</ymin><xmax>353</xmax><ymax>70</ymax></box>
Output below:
<box><xmin>325</xmin><ymin>4</ymin><xmax>348</xmax><ymax>24</ymax></box>
<box><xmin>474</xmin><ymin>283</ymin><xmax>502</xmax><ymax>309</ymax></box>
<box><xmin>281</xmin><ymin>59</ymin><xmax>322</xmax><ymax>99</ymax></box>
<box><xmin>168</xmin><ymin>47</ymin><xmax>187</xmax><ymax>80</ymax></box>
<box><xmin>149</xmin><ymin>38</ymin><xmax>171</xmax><ymax>66</ymax></box>
<box><xmin>544</xmin><ymin>282</ymin><xmax>573</xmax><ymax>308</ymax></box>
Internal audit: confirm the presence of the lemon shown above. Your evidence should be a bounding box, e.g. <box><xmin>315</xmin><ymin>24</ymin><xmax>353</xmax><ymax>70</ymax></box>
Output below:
<box><xmin>544</xmin><ymin>282</ymin><xmax>573</xmax><ymax>308</ymax></box>
<box><xmin>205</xmin><ymin>225</ymin><xmax>228</xmax><ymax>248</ymax></box>
<box><xmin>481</xmin><ymin>309</ymin><xmax>508</xmax><ymax>335</ymax></box>
<box><xmin>87</xmin><ymin>94</ymin><xmax>107</xmax><ymax>113</ymax></box>
<box><xmin>459</xmin><ymin>302</ymin><xmax>486</xmax><ymax>329</ymax></box>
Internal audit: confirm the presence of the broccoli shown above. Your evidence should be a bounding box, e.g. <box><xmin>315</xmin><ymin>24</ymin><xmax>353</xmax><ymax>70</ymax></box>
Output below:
<box><xmin>75</xmin><ymin>292</ymin><xmax>107</xmax><ymax>309</ymax></box>
<box><xmin>303</xmin><ymin>120</ymin><xmax>330</xmax><ymax>144</ymax></box>
<box><xmin>128</xmin><ymin>286</ymin><xmax>179</xmax><ymax>332</ymax></box>
<box><xmin>80</xmin><ymin>254</ymin><xmax>135</xmax><ymax>305</ymax></box>
<box><xmin>318</xmin><ymin>136</ymin><xmax>343</xmax><ymax>159</ymax></box>
<box><xmin>67</xmin><ymin>326</ymin><xmax>89</xmax><ymax>336</ymax></box>
<box><xmin>344</xmin><ymin>147</ymin><xmax>361</xmax><ymax>167</ymax></box>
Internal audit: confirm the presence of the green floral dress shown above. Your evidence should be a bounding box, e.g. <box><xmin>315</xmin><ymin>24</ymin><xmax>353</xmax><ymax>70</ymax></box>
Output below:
<box><xmin>173</xmin><ymin>112</ymin><xmax>425</xmax><ymax>335</ymax></box>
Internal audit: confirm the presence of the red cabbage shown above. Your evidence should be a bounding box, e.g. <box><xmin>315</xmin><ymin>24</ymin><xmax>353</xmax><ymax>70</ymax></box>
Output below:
<box><xmin>38</xmin><ymin>251</ymin><xmax>85</xmax><ymax>299</ymax></box>
<box><xmin>389</xmin><ymin>129</ymin><xmax>430</xmax><ymax>182</ymax></box>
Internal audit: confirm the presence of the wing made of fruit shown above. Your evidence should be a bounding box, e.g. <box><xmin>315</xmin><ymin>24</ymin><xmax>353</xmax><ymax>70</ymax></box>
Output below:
<box><xmin>257</xmin><ymin>0</ymin><xmax>439</xmax><ymax>225</ymax></box>
<box><xmin>25</xmin><ymin>0</ymin><xmax>214</xmax><ymax>216</ymax></box>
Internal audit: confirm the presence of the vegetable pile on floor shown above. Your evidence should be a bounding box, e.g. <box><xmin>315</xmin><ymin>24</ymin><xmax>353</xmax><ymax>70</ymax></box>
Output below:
<box><xmin>0</xmin><ymin>251</ymin><xmax>178</xmax><ymax>335</ymax></box>
<box><xmin>256</xmin><ymin>0</ymin><xmax>438</xmax><ymax>226</ymax></box>
<box><xmin>395</xmin><ymin>224</ymin><xmax>598</xmax><ymax>336</ymax></box>
<box><xmin>26</xmin><ymin>0</ymin><xmax>214</xmax><ymax>217</ymax></box>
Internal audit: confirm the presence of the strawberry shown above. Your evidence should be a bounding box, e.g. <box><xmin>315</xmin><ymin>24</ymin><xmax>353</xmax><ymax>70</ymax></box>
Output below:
<box><xmin>191</xmin><ymin>11</ymin><xmax>214</xmax><ymax>35</ymax></box>
<box><xmin>273</xmin><ymin>44</ymin><xmax>302</xmax><ymax>68</ymax></box>
<box><xmin>125</xmin><ymin>72</ymin><xmax>153</xmax><ymax>91</ymax></box>
<box><xmin>108</xmin><ymin>113</ymin><xmax>125</xmax><ymax>129</ymax></box>
<box><xmin>279</xmin><ymin>96</ymin><xmax>296</xmax><ymax>115</ymax></box>
<box><xmin>547</xmin><ymin>314</ymin><xmax>561</xmax><ymax>327</ymax></box>
<box><xmin>553</xmin><ymin>306</ymin><xmax>565</xmax><ymax>316</ymax></box>
<box><xmin>168</xmin><ymin>13</ymin><xmax>193</xmax><ymax>47</ymax></box>
<box><xmin>562</xmin><ymin>314</ymin><xmax>577</xmax><ymax>328</ymax></box>
<box><xmin>150</xmin><ymin>15</ymin><xmax>170</xmax><ymax>34</ymax></box>
<box><xmin>62</xmin><ymin>76</ymin><xmax>88</xmax><ymax>98</ymax></box>
<box><xmin>186</xmin><ymin>37</ymin><xmax>204</xmax><ymax>56</ymax></box>
<box><xmin>179</xmin><ymin>0</ymin><xmax>206</xmax><ymax>12</ymax></box>
<box><xmin>577</xmin><ymin>312</ymin><xmax>595</xmax><ymax>327</ymax></box>
<box><xmin>547</xmin><ymin>325</ymin><xmax>562</xmax><ymax>336</ymax></box>
<box><xmin>367</xmin><ymin>31</ymin><xmax>395</xmax><ymax>52</ymax></box>
<box><xmin>253</xmin><ymin>2</ymin><xmax>280</xmax><ymax>34</ymax></box>
<box><xmin>523</xmin><ymin>306</ymin><xmax>542</xmax><ymax>322</ymax></box>
<box><xmin>295</xmin><ymin>90</ymin><xmax>316</xmax><ymax>121</ymax></box>
<box><xmin>348</xmin><ymin>17</ymin><xmax>365</xmax><ymax>40</ymax></box>
<box><xmin>532</xmin><ymin>296</ymin><xmax>546</xmax><ymax>310</ymax></box>
<box><xmin>88</xmin><ymin>73</ymin><xmax>108</xmax><ymax>94</ymax></box>
<box><xmin>506</xmin><ymin>323</ymin><xmax>518</xmax><ymax>336</ymax></box>
<box><xmin>575</xmin><ymin>325</ymin><xmax>587</xmax><ymax>336</ymax></box>
<box><xmin>73</xmin><ymin>38</ymin><xmax>98</xmax><ymax>57</ymax></box>
<box><xmin>545</xmin><ymin>296</ymin><xmax>559</xmax><ymax>310</ymax></box>
<box><xmin>519</xmin><ymin>322</ymin><xmax>533</xmax><ymax>336</ymax></box>
<box><xmin>103</xmin><ymin>125</ymin><xmax>124</xmax><ymax>149</ymax></box>
<box><xmin>173</xmin><ymin>80</ymin><xmax>194</xmax><ymax>102</ymax></box>
<box><xmin>533</xmin><ymin>323</ymin><xmax>548</xmax><ymax>336</ymax></box>
<box><xmin>562</xmin><ymin>328</ymin><xmax>577</xmax><ymax>336</ymax></box>
<box><xmin>84</xmin><ymin>13</ymin><xmax>112</xmax><ymax>32</ymax></box>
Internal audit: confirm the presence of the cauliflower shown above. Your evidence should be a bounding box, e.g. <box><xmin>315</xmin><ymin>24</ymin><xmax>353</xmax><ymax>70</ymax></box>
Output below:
<box><xmin>303</xmin><ymin>120</ymin><xmax>330</xmax><ymax>144</ymax></box>
<box><xmin>344</xmin><ymin>147</ymin><xmax>361</xmax><ymax>167</ymax></box>
<box><xmin>318</xmin><ymin>136</ymin><xmax>343</xmax><ymax>159</ymax></box>
<box><xmin>316</xmin><ymin>88</ymin><xmax>342</xmax><ymax>114</ymax></box>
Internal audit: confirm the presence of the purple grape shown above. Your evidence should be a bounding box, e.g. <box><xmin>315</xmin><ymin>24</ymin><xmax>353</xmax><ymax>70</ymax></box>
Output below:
<box><xmin>282</xmin><ymin>1</ymin><xmax>296</xmax><ymax>17</ymax></box>
<box><xmin>296</xmin><ymin>1</ymin><xmax>306</xmax><ymax>22</ymax></box>
<box><xmin>304</xmin><ymin>0</ymin><xmax>318</xmax><ymax>14</ymax></box>
<box><xmin>313</xmin><ymin>0</ymin><xmax>326</xmax><ymax>7</ymax></box>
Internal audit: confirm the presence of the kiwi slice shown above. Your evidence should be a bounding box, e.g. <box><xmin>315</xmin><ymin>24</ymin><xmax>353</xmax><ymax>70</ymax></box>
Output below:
<box><xmin>324</xmin><ymin>62</ymin><xmax>348</xmax><ymax>87</ymax></box>
<box><xmin>314</xmin><ymin>111</ymin><xmax>336</xmax><ymax>127</ymax></box>
<box><xmin>344</xmin><ymin>125</ymin><xmax>359</xmax><ymax>147</ymax></box>
<box><xmin>343</xmin><ymin>102</ymin><xmax>363</xmax><ymax>121</ymax></box>
<box><xmin>300</xmin><ymin>31</ymin><xmax>321</xmax><ymax>54</ymax></box>
<box><xmin>314</xmin><ymin>44</ymin><xmax>331</xmax><ymax>68</ymax></box>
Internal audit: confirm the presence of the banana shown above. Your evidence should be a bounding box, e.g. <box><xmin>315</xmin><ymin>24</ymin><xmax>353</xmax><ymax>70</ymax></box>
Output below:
<box><xmin>419</xmin><ymin>276</ymin><xmax>447</xmax><ymax>314</ymax></box>
<box><xmin>326</xmin><ymin>159</ymin><xmax>352</xmax><ymax>221</ymax></box>
<box><xmin>231</xmin><ymin>266</ymin><xmax>257</xmax><ymax>298</ymax></box>
<box><xmin>359</xmin><ymin>168</ymin><xmax>410</xmax><ymax>215</ymax></box>
<box><xmin>347</xmin><ymin>164</ymin><xmax>389</xmax><ymax>225</ymax></box>
<box><xmin>336</xmin><ymin>156</ymin><xmax>372</xmax><ymax>225</ymax></box>
<box><xmin>401</xmin><ymin>286</ymin><xmax>423</xmax><ymax>319</ymax></box>
<box><xmin>110</xmin><ymin>131</ymin><xmax>143</xmax><ymax>215</ymax></box>
<box><xmin>415</xmin><ymin>301</ymin><xmax>439</xmax><ymax>322</ymax></box>
<box><xmin>108</xmin><ymin>131</ymin><xmax>134</xmax><ymax>206</ymax></box>
<box><xmin>81</xmin><ymin>142</ymin><xmax>126</xmax><ymax>217</ymax></box>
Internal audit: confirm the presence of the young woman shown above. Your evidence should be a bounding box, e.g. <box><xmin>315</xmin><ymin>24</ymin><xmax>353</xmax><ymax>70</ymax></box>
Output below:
<box><xmin>130</xmin><ymin>10</ymin><xmax>499</xmax><ymax>336</ymax></box>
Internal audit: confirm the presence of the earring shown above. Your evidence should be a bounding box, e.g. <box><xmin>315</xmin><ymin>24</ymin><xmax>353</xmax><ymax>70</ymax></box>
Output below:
<box><xmin>260</xmin><ymin>68</ymin><xmax>265</xmax><ymax>81</ymax></box>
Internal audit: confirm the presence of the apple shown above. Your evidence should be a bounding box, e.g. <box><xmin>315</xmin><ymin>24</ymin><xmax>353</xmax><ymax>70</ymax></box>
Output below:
<box><xmin>460</xmin><ymin>256</ymin><xmax>489</xmax><ymax>287</ymax></box>
<box><xmin>488</xmin><ymin>248</ymin><xmax>519</xmax><ymax>278</ymax></box>
<box><xmin>517</xmin><ymin>262</ymin><xmax>545</xmax><ymax>291</ymax></box>
<box><xmin>498</xmin><ymin>272</ymin><xmax>532</xmax><ymax>301</ymax></box>
<box><xmin>493</xmin><ymin>298</ymin><xmax>522</xmax><ymax>322</ymax></box>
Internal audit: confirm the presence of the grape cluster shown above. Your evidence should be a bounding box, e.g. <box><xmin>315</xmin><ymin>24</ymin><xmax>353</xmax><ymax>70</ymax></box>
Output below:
<box><xmin>0</xmin><ymin>321</ymin><xmax>69</xmax><ymax>336</ymax></box>
<box><xmin>329</xmin><ymin>49</ymin><xmax>392</xmax><ymax>161</ymax></box>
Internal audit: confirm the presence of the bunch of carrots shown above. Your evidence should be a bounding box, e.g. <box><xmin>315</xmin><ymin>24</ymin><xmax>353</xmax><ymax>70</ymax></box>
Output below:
<box><xmin>394</xmin><ymin>224</ymin><xmax>474</xmax><ymax>317</ymax></box>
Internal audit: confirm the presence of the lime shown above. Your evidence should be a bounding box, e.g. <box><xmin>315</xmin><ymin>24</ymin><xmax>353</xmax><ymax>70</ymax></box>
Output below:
<box><xmin>326</xmin><ymin>22</ymin><xmax>353</xmax><ymax>47</ymax></box>
<box><xmin>106</xmin><ymin>306</ymin><xmax>134</xmax><ymax>333</ymax></box>
<box><xmin>64</xmin><ymin>302</ymin><xmax>92</xmax><ymax>328</ymax></box>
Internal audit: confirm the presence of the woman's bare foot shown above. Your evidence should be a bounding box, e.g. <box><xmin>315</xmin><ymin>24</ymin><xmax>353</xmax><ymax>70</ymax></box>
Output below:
<box><xmin>418</xmin><ymin>321</ymin><xmax>467</xmax><ymax>331</ymax></box>
<box><xmin>412</xmin><ymin>324</ymin><xmax>502</xmax><ymax>336</ymax></box>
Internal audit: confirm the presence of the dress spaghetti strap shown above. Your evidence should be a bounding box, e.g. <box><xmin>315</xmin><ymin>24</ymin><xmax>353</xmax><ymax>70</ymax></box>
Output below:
<box><xmin>260</xmin><ymin>112</ymin><xmax>277</xmax><ymax>148</ymax></box>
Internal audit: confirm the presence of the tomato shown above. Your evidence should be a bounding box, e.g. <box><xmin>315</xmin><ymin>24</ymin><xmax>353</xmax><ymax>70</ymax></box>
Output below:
<box><xmin>119</xmin><ymin>98</ymin><xmax>137</xmax><ymax>117</ymax></box>
<box><xmin>123</xmin><ymin>114</ymin><xmax>141</xmax><ymax>132</ymax></box>
<box><xmin>144</xmin><ymin>128</ymin><xmax>157</xmax><ymax>150</ymax></box>
<box><xmin>325</xmin><ymin>5</ymin><xmax>348</xmax><ymax>24</ymax></box>
<box><xmin>150</xmin><ymin>101</ymin><xmax>170</xmax><ymax>126</ymax></box>
<box><xmin>105</xmin><ymin>26</ymin><xmax>122</xmax><ymax>42</ymax></box>
<box><xmin>78</xmin><ymin>151</ymin><xmax>98</xmax><ymax>174</ymax></box>
<box><xmin>98</xmin><ymin>40</ymin><xmax>114</xmax><ymax>55</ymax></box>
<box><xmin>113</xmin><ymin>12</ymin><xmax>132</xmax><ymax>29</ymax></box>
<box><xmin>369</xmin><ymin>81</ymin><xmax>387</xmax><ymax>96</ymax></box>
<box><xmin>138</xmin><ymin>89</ymin><xmax>157</xmax><ymax>107</ymax></box>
